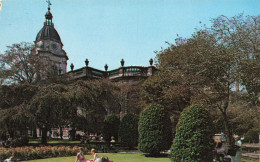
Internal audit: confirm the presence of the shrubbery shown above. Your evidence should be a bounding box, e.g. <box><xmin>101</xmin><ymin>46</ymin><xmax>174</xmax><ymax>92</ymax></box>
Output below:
<box><xmin>170</xmin><ymin>105</ymin><xmax>214</xmax><ymax>161</ymax></box>
<box><xmin>118</xmin><ymin>113</ymin><xmax>139</xmax><ymax>148</ymax></box>
<box><xmin>244</xmin><ymin>128</ymin><xmax>259</xmax><ymax>143</ymax></box>
<box><xmin>138</xmin><ymin>103</ymin><xmax>172</xmax><ymax>156</ymax></box>
<box><xmin>102</xmin><ymin>114</ymin><xmax>120</xmax><ymax>142</ymax></box>
<box><xmin>0</xmin><ymin>146</ymin><xmax>86</xmax><ymax>161</ymax></box>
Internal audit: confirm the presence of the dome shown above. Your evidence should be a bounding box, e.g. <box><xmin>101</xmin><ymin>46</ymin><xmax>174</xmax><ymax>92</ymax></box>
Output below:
<box><xmin>35</xmin><ymin>25</ymin><xmax>62</xmax><ymax>43</ymax></box>
<box><xmin>45</xmin><ymin>10</ymin><xmax>53</xmax><ymax>20</ymax></box>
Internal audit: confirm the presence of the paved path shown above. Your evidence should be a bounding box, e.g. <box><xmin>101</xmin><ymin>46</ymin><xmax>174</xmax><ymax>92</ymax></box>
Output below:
<box><xmin>242</xmin><ymin>143</ymin><xmax>260</xmax><ymax>159</ymax></box>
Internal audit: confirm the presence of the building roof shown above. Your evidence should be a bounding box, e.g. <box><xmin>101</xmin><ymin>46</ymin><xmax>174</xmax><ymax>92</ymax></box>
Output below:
<box><xmin>35</xmin><ymin>6</ymin><xmax>62</xmax><ymax>44</ymax></box>
<box><xmin>36</xmin><ymin>25</ymin><xmax>62</xmax><ymax>43</ymax></box>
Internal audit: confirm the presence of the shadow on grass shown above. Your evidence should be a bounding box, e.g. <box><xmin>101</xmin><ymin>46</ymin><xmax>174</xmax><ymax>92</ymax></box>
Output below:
<box><xmin>144</xmin><ymin>153</ymin><xmax>169</xmax><ymax>158</ymax></box>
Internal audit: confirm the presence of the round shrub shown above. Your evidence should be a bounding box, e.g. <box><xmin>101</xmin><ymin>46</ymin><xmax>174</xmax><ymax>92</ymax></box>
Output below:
<box><xmin>138</xmin><ymin>103</ymin><xmax>172</xmax><ymax>156</ymax></box>
<box><xmin>244</xmin><ymin>128</ymin><xmax>259</xmax><ymax>143</ymax></box>
<box><xmin>118</xmin><ymin>113</ymin><xmax>139</xmax><ymax>148</ymax></box>
<box><xmin>102</xmin><ymin>114</ymin><xmax>120</xmax><ymax>142</ymax></box>
<box><xmin>170</xmin><ymin>104</ymin><xmax>214</xmax><ymax>162</ymax></box>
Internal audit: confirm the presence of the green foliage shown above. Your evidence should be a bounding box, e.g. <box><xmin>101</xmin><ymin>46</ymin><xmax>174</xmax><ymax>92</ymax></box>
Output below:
<box><xmin>170</xmin><ymin>105</ymin><xmax>214</xmax><ymax>162</ymax></box>
<box><xmin>102</xmin><ymin>114</ymin><xmax>120</xmax><ymax>142</ymax></box>
<box><xmin>69</xmin><ymin>80</ymin><xmax>120</xmax><ymax>133</ymax></box>
<box><xmin>0</xmin><ymin>42</ymin><xmax>42</xmax><ymax>84</ymax></box>
<box><xmin>138</xmin><ymin>104</ymin><xmax>172</xmax><ymax>156</ymax></box>
<box><xmin>146</xmin><ymin>14</ymin><xmax>259</xmax><ymax>145</ymax></box>
<box><xmin>0</xmin><ymin>84</ymin><xmax>38</xmax><ymax>109</ymax></box>
<box><xmin>0</xmin><ymin>146</ymin><xmax>85</xmax><ymax>161</ymax></box>
<box><xmin>28</xmin><ymin>84</ymin><xmax>73</xmax><ymax>144</ymax></box>
<box><xmin>0</xmin><ymin>84</ymin><xmax>38</xmax><ymax>137</ymax></box>
<box><xmin>244</xmin><ymin>128</ymin><xmax>259</xmax><ymax>143</ymax></box>
<box><xmin>118</xmin><ymin>114</ymin><xmax>139</xmax><ymax>148</ymax></box>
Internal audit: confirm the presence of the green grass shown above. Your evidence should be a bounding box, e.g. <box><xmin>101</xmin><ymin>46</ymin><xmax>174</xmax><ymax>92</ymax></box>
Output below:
<box><xmin>22</xmin><ymin>153</ymin><xmax>259</xmax><ymax>162</ymax></box>
<box><xmin>29</xmin><ymin>139</ymin><xmax>80</xmax><ymax>144</ymax></box>
<box><xmin>23</xmin><ymin>153</ymin><xmax>171</xmax><ymax>162</ymax></box>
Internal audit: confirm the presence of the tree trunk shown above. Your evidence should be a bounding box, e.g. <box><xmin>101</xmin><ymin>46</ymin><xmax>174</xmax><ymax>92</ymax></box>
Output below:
<box><xmin>41</xmin><ymin>127</ymin><xmax>48</xmax><ymax>145</ymax></box>
<box><xmin>71</xmin><ymin>128</ymin><xmax>76</xmax><ymax>141</ymax></box>
<box><xmin>221</xmin><ymin>110</ymin><xmax>233</xmax><ymax>145</ymax></box>
<box><xmin>59</xmin><ymin>127</ymin><xmax>63</xmax><ymax>140</ymax></box>
<box><xmin>32</xmin><ymin>128</ymin><xmax>37</xmax><ymax>139</ymax></box>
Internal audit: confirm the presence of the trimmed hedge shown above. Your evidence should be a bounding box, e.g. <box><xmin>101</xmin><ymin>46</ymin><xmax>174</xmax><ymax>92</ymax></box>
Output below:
<box><xmin>0</xmin><ymin>146</ymin><xmax>86</xmax><ymax>161</ymax></box>
<box><xmin>118</xmin><ymin>114</ymin><xmax>139</xmax><ymax>148</ymax></box>
<box><xmin>170</xmin><ymin>105</ymin><xmax>214</xmax><ymax>162</ymax></box>
<box><xmin>102</xmin><ymin>114</ymin><xmax>120</xmax><ymax>142</ymax></box>
<box><xmin>138</xmin><ymin>103</ymin><xmax>172</xmax><ymax>156</ymax></box>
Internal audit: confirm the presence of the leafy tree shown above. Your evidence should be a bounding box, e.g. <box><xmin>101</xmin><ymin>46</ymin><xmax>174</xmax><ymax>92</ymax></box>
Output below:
<box><xmin>116</xmin><ymin>81</ymin><xmax>144</xmax><ymax>115</ymax></box>
<box><xmin>27</xmin><ymin>84</ymin><xmax>72</xmax><ymax>144</ymax></box>
<box><xmin>0</xmin><ymin>84</ymin><xmax>38</xmax><ymax>137</ymax></box>
<box><xmin>0</xmin><ymin>84</ymin><xmax>38</xmax><ymax>110</ymax></box>
<box><xmin>68</xmin><ymin>79</ymin><xmax>120</xmax><ymax>133</ymax></box>
<box><xmin>118</xmin><ymin>113</ymin><xmax>139</xmax><ymax>148</ymax></box>
<box><xmin>211</xmin><ymin>14</ymin><xmax>260</xmax><ymax>100</ymax></box>
<box><xmin>170</xmin><ymin>105</ymin><xmax>214</xmax><ymax>161</ymax></box>
<box><xmin>138</xmin><ymin>103</ymin><xmax>172</xmax><ymax>156</ymax></box>
<box><xmin>227</xmin><ymin>93</ymin><xmax>260</xmax><ymax>143</ymax></box>
<box><xmin>143</xmin><ymin>14</ymin><xmax>259</xmax><ymax>145</ymax></box>
<box><xmin>0</xmin><ymin>42</ymin><xmax>42</xmax><ymax>84</ymax></box>
<box><xmin>0</xmin><ymin>105</ymin><xmax>30</xmax><ymax>138</ymax></box>
<box><xmin>102</xmin><ymin>114</ymin><xmax>120</xmax><ymax>142</ymax></box>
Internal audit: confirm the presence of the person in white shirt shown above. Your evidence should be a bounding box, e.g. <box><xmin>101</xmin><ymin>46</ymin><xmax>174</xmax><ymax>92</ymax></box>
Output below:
<box><xmin>233</xmin><ymin>136</ymin><xmax>242</xmax><ymax>162</ymax></box>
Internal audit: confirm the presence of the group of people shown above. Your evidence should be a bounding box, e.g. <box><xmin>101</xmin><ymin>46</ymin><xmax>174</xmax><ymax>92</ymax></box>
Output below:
<box><xmin>213</xmin><ymin>135</ymin><xmax>242</xmax><ymax>162</ymax></box>
<box><xmin>75</xmin><ymin>148</ymin><xmax>113</xmax><ymax>162</ymax></box>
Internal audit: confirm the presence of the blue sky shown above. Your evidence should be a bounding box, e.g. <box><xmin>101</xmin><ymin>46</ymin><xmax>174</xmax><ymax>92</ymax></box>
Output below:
<box><xmin>0</xmin><ymin>0</ymin><xmax>259</xmax><ymax>70</ymax></box>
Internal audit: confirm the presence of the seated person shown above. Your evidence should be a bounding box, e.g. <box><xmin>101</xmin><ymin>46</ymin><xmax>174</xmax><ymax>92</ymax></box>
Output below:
<box><xmin>90</xmin><ymin>148</ymin><xmax>101</xmax><ymax>162</ymax></box>
<box><xmin>4</xmin><ymin>155</ymin><xmax>13</xmax><ymax>162</ymax></box>
<box><xmin>75</xmin><ymin>148</ymin><xmax>87</xmax><ymax>162</ymax></box>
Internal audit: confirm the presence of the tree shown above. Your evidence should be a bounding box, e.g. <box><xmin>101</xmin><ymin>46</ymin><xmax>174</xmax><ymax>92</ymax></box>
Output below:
<box><xmin>143</xmin><ymin>14</ymin><xmax>259</xmax><ymax>145</ymax></box>
<box><xmin>102</xmin><ymin>114</ymin><xmax>120</xmax><ymax>142</ymax></box>
<box><xmin>138</xmin><ymin>103</ymin><xmax>172</xmax><ymax>156</ymax></box>
<box><xmin>170</xmin><ymin>105</ymin><xmax>214</xmax><ymax>161</ymax></box>
<box><xmin>68</xmin><ymin>79</ymin><xmax>120</xmax><ymax>133</ymax></box>
<box><xmin>118</xmin><ymin>113</ymin><xmax>139</xmax><ymax>148</ymax></box>
<box><xmin>27</xmin><ymin>84</ymin><xmax>72</xmax><ymax>144</ymax></box>
<box><xmin>0</xmin><ymin>42</ymin><xmax>42</xmax><ymax>84</ymax></box>
<box><xmin>0</xmin><ymin>84</ymin><xmax>38</xmax><ymax>137</ymax></box>
<box><xmin>227</xmin><ymin>93</ymin><xmax>260</xmax><ymax>143</ymax></box>
<box><xmin>210</xmin><ymin>14</ymin><xmax>260</xmax><ymax>104</ymax></box>
<box><xmin>116</xmin><ymin>81</ymin><xmax>143</xmax><ymax>115</ymax></box>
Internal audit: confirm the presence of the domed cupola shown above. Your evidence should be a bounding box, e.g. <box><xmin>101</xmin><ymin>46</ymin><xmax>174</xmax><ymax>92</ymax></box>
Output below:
<box><xmin>34</xmin><ymin>0</ymin><xmax>68</xmax><ymax>77</ymax></box>
<box><xmin>35</xmin><ymin>3</ymin><xmax>62</xmax><ymax>44</ymax></box>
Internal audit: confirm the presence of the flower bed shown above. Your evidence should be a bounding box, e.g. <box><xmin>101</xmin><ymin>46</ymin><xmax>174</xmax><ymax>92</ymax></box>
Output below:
<box><xmin>0</xmin><ymin>146</ymin><xmax>87</xmax><ymax>161</ymax></box>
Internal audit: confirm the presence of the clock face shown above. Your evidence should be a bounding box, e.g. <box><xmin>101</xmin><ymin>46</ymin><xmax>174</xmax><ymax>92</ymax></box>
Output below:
<box><xmin>50</xmin><ymin>43</ymin><xmax>61</xmax><ymax>54</ymax></box>
<box><xmin>51</xmin><ymin>43</ymin><xmax>58</xmax><ymax>50</ymax></box>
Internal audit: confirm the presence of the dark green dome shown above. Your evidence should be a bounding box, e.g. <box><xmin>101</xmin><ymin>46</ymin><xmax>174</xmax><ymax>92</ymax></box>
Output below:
<box><xmin>36</xmin><ymin>25</ymin><xmax>61</xmax><ymax>43</ymax></box>
<box><xmin>36</xmin><ymin>6</ymin><xmax>62</xmax><ymax>43</ymax></box>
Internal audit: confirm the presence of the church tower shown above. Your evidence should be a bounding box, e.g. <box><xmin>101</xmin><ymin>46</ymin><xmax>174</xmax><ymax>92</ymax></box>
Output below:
<box><xmin>34</xmin><ymin>0</ymin><xmax>68</xmax><ymax>79</ymax></box>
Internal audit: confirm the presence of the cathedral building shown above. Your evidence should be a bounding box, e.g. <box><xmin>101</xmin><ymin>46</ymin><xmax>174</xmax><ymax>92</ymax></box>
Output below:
<box><xmin>30</xmin><ymin>1</ymin><xmax>158</xmax><ymax>138</ymax></box>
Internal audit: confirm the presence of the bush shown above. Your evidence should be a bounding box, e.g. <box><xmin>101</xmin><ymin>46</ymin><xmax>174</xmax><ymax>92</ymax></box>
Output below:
<box><xmin>102</xmin><ymin>114</ymin><xmax>120</xmax><ymax>142</ymax></box>
<box><xmin>118</xmin><ymin>114</ymin><xmax>139</xmax><ymax>148</ymax></box>
<box><xmin>12</xmin><ymin>136</ymin><xmax>29</xmax><ymax>147</ymax></box>
<box><xmin>138</xmin><ymin>103</ymin><xmax>172</xmax><ymax>156</ymax></box>
<box><xmin>0</xmin><ymin>146</ymin><xmax>85</xmax><ymax>161</ymax></box>
<box><xmin>244</xmin><ymin>128</ymin><xmax>259</xmax><ymax>143</ymax></box>
<box><xmin>170</xmin><ymin>105</ymin><xmax>214</xmax><ymax>162</ymax></box>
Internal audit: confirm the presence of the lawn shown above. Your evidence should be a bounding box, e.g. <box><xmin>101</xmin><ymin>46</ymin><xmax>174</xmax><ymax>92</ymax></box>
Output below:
<box><xmin>22</xmin><ymin>153</ymin><xmax>259</xmax><ymax>162</ymax></box>
<box><xmin>29</xmin><ymin>139</ymin><xmax>80</xmax><ymax>144</ymax></box>
<box><xmin>23</xmin><ymin>153</ymin><xmax>171</xmax><ymax>162</ymax></box>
